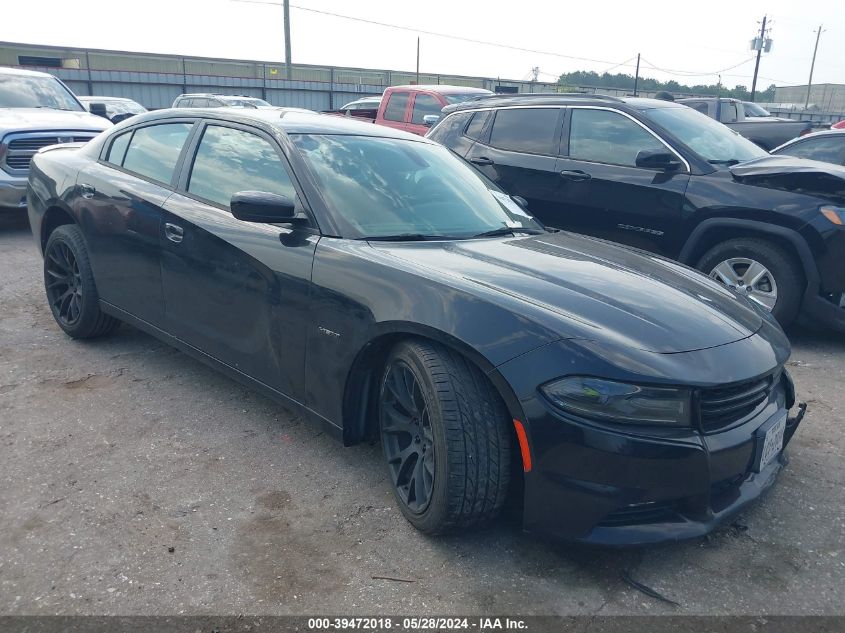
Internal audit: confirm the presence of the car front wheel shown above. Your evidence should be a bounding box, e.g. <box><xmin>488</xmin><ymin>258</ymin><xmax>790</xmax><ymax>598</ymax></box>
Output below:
<box><xmin>379</xmin><ymin>340</ymin><xmax>511</xmax><ymax>534</ymax></box>
<box><xmin>696</xmin><ymin>237</ymin><xmax>804</xmax><ymax>328</ymax></box>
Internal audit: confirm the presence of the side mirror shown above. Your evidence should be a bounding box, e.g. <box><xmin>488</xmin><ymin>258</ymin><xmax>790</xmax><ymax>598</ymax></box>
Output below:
<box><xmin>423</xmin><ymin>114</ymin><xmax>440</xmax><ymax>127</ymax></box>
<box><xmin>88</xmin><ymin>102</ymin><xmax>108</xmax><ymax>119</ymax></box>
<box><xmin>230</xmin><ymin>191</ymin><xmax>306</xmax><ymax>225</ymax></box>
<box><xmin>635</xmin><ymin>148</ymin><xmax>682</xmax><ymax>171</ymax></box>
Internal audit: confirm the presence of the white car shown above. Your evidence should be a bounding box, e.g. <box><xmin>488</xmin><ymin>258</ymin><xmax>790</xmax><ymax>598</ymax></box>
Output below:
<box><xmin>0</xmin><ymin>67</ymin><xmax>111</xmax><ymax>211</ymax></box>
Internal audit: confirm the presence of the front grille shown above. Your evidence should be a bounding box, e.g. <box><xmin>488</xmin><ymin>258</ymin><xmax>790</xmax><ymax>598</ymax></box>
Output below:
<box><xmin>699</xmin><ymin>375</ymin><xmax>775</xmax><ymax>432</ymax></box>
<box><xmin>2</xmin><ymin>132</ymin><xmax>97</xmax><ymax>173</ymax></box>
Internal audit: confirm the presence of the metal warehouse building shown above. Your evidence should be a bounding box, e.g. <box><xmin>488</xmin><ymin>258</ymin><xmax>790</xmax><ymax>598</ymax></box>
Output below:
<box><xmin>0</xmin><ymin>41</ymin><xmax>561</xmax><ymax>110</ymax></box>
<box><xmin>774</xmin><ymin>83</ymin><xmax>845</xmax><ymax>111</ymax></box>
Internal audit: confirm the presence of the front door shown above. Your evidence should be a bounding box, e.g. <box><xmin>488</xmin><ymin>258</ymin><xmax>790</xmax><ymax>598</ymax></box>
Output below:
<box><xmin>550</xmin><ymin>107</ymin><xmax>691</xmax><ymax>255</ymax></box>
<box><xmin>159</xmin><ymin>122</ymin><xmax>318</xmax><ymax>401</ymax></box>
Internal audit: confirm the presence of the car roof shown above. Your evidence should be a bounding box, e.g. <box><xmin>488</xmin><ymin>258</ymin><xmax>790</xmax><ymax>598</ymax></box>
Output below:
<box><xmin>0</xmin><ymin>65</ymin><xmax>57</xmax><ymax>78</ymax></box>
<box><xmin>389</xmin><ymin>84</ymin><xmax>492</xmax><ymax>95</ymax></box>
<box><xmin>78</xmin><ymin>95</ymin><xmax>135</xmax><ymax>102</ymax></box>
<box><xmin>442</xmin><ymin>93</ymin><xmax>686</xmax><ymax>114</ymax></box>
<box><xmin>127</xmin><ymin>107</ymin><xmax>432</xmax><ymax>141</ymax></box>
<box><xmin>775</xmin><ymin>128</ymin><xmax>845</xmax><ymax>149</ymax></box>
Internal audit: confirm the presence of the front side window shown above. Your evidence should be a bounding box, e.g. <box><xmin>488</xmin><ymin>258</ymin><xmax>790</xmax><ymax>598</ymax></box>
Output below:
<box><xmin>122</xmin><ymin>123</ymin><xmax>193</xmax><ymax>185</ymax></box>
<box><xmin>777</xmin><ymin>136</ymin><xmax>845</xmax><ymax>165</ymax></box>
<box><xmin>383</xmin><ymin>91</ymin><xmax>410</xmax><ymax>122</ymax></box>
<box><xmin>291</xmin><ymin>134</ymin><xmax>543</xmax><ymax>239</ymax></box>
<box><xmin>188</xmin><ymin>125</ymin><xmax>296</xmax><ymax>208</ymax></box>
<box><xmin>720</xmin><ymin>102</ymin><xmax>739</xmax><ymax>123</ymax></box>
<box><xmin>411</xmin><ymin>94</ymin><xmax>442</xmax><ymax>124</ymax></box>
<box><xmin>465</xmin><ymin>110</ymin><xmax>491</xmax><ymax>141</ymax></box>
<box><xmin>569</xmin><ymin>108</ymin><xmax>665</xmax><ymax>167</ymax></box>
<box><xmin>426</xmin><ymin>112</ymin><xmax>472</xmax><ymax>146</ymax></box>
<box><xmin>489</xmin><ymin>108</ymin><xmax>560</xmax><ymax>155</ymax></box>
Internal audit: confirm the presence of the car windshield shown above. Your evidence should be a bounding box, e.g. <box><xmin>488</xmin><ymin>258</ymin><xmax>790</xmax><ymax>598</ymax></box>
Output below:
<box><xmin>743</xmin><ymin>102</ymin><xmax>771</xmax><ymax>117</ymax></box>
<box><xmin>291</xmin><ymin>134</ymin><xmax>544</xmax><ymax>240</ymax></box>
<box><xmin>0</xmin><ymin>74</ymin><xmax>84</xmax><ymax>111</ymax></box>
<box><xmin>644</xmin><ymin>106</ymin><xmax>768</xmax><ymax>164</ymax></box>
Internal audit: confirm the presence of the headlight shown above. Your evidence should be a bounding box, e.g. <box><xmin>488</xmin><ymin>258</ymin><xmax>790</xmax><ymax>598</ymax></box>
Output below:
<box><xmin>820</xmin><ymin>205</ymin><xmax>845</xmax><ymax>226</ymax></box>
<box><xmin>540</xmin><ymin>376</ymin><xmax>692</xmax><ymax>427</ymax></box>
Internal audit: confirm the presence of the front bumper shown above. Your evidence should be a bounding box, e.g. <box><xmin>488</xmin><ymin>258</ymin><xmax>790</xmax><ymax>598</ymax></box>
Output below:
<box><xmin>496</xmin><ymin>329</ymin><xmax>802</xmax><ymax>545</ymax></box>
<box><xmin>0</xmin><ymin>176</ymin><xmax>27</xmax><ymax>209</ymax></box>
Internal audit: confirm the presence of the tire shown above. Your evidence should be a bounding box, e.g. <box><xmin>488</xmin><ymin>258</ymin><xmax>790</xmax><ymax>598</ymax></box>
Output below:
<box><xmin>696</xmin><ymin>237</ymin><xmax>804</xmax><ymax>328</ymax></box>
<box><xmin>379</xmin><ymin>340</ymin><xmax>511</xmax><ymax>534</ymax></box>
<box><xmin>43</xmin><ymin>224</ymin><xmax>120</xmax><ymax>339</ymax></box>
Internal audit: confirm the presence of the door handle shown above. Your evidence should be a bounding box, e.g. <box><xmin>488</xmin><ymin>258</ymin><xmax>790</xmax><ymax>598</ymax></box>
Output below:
<box><xmin>559</xmin><ymin>170</ymin><xmax>592</xmax><ymax>181</ymax></box>
<box><xmin>470</xmin><ymin>156</ymin><xmax>494</xmax><ymax>166</ymax></box>
<box><xmin>79</xmin><ymin>183</ymin><xmax>96</xmax><ymax>199</ymax></box>
<box><xmin>164</xmin><ymin>222</ymin><xmax>184</xmax><ymax>244</ymax></box>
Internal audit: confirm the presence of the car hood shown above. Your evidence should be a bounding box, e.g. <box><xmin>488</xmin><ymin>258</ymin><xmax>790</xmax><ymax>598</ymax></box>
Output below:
<box><xmin>371</xmin><ymin>231</ymin><xmax>763</xmax><ymax>354</ymax></box>
<box><xmin>731</xmin><ymin>155</ymin><xmax>845</xmax><ymax>204</ymax></box>
<box><xmin>0</xmin><ymin>108</ymin><xmax>112</xmax><ymax>133</ymax></box>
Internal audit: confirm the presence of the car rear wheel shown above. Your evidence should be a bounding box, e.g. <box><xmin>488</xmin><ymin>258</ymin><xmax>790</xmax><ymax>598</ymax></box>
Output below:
<box><xmin>379</xmin><ymin>340</ymin><xmax>511</xmax><ymax>534</ymax></box>
<box><xmin>696</xmin><ymin>238</ymin><xmax>804</xmax><ymax>328</ymax></box>
<box><xmin>44</xmin><ymin>224</ymin><xmax>120</xmax><ymax>339</ymax></box>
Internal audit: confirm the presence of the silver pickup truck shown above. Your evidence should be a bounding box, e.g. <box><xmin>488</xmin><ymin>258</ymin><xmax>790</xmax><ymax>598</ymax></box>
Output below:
<box><xmin>0</xmin><ymin>67</ymin><xmax>110</xmax><ymax>211</ymax></box>
<box><xmin>677</xmin><ymin>97</ymin><xmax>812</xmax><ymax>150</ymax></box>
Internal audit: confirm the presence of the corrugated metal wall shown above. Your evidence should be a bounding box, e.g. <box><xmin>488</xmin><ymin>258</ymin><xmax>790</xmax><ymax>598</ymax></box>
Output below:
<box><xmin>1</xmin><ymin>41</ymin><xmax>563</xmax><ymax>110</ymax></box>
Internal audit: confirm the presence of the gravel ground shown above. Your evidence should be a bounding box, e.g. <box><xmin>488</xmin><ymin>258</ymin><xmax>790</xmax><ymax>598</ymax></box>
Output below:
<box><xmin>0</xmin><ymin>213</ymin><xmax>843</xmax><ymax>616</ymax></box>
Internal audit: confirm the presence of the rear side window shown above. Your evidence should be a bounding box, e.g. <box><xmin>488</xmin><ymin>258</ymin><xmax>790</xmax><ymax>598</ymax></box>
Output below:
<box><xmin>187</xmin><ymin>125</ymin><xmax>297</xmax><ymax>208</ymax></box>
<box><xmin>427</xmin><ymin>112</ymin><xmax>472</xmax><ymax>146</ymax></box>
<box><xmin>465</xmin><ymin>110</ymin><xmax>491</xmax><ymax>140</ymax></box>
<box><xmin>383</xmin><ymin>91</ymin><xmax>410</xmax><ymax>122</ymax></box>
<box><xmin>122</xmin><ymin>123</ymin><xmax>193</xmax><ymax>185</ymax></box>
<box><xmin>489</xmin><ymin>108</ymin><xmax>560</xmax><ymax>155</ymax></box>
<box><xmin>411</xmin><ymin>94</ymin><xmax>442</xmax><ymax>124</ymax></box>
<box><xmin>106</xmin><ymin>131</ymin><xmax>131</xmax><ymax>165</ymax></box>
<box><xmin>569</xmin><ymin>109</ymin><xmax>664</xmax><ymax>167</ymax></box>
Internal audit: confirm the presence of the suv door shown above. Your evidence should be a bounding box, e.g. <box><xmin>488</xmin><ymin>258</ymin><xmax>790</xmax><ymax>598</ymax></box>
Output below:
<box><xmin>77</xmin><ymin>120</ymin><xmax>195</xmax><ymax>327</ymax></box>
<box><xmin>160</xmin><ymin>121</ymin><xmax>319</xmax><ymax>402</ymax></box>
<box><xmin>465</xmin><ymin>107</ymin><xmax>563</xmax><ymax>221</ymax></box>
<box><xmin>550</xmin><ymin>106</ymin><xmax>691</xmax><ymax>255</ymax></box>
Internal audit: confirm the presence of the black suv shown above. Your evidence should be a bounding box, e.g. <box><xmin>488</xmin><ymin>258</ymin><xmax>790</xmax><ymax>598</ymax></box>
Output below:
<box><xmin>429</xmin><ymin>94</ymin><xmax>845</xmax><ymax>331</ymax></box>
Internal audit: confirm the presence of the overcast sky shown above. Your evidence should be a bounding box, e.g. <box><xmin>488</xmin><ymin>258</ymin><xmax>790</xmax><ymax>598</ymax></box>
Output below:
<box><xmin>2</xmin><ymin>0</ymin><xmax>842</xmax><ymax>88</ymax></box>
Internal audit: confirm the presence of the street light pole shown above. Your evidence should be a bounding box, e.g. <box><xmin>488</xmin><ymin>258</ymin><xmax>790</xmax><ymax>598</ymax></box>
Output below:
<box><xmin>750</xmin><ymin>15</ymin><xmax>767</xmax><ymax>102</ymax></box>
<box><xmin>283</xmin><ymin>0</ymin><xmax>292</xmax><ymax>79</ymax></box>
<box><xmin>633</xmin><ymin>53</ymin><xmax>640</xmax><ymax>96</ymax></box>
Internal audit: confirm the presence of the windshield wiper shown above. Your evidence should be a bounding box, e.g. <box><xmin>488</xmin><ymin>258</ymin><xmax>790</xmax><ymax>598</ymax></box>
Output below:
<box><xmin>358</xmin><ymin>233</ymin><xmax>452</xmax><ymax>242</ymax></box>
<box><xmin>708</xmin><ymin>159</ymin><xmax>741</xmax><ymax>166</ymax></box>
<box><xmin>472</xmin><ymin>226</ymin><xmax>545</xmax><ymax>238</ymax></box>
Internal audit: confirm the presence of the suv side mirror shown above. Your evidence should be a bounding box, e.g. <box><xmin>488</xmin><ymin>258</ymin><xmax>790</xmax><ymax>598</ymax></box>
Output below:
<box><xmin>230</xmin><ymin>191</ymin><xmax>307</xmax><ymax>225</ymax></box>
<box><xmin>88</xmin><ymin>102</ymin><xmax>108</xmax><ymax>119</ymax></box>
<box><xmin>423</xmin><ymin>114</ymin><xmax>440</xmax><ymax>127</ymax></box>
<box><xmin>635</xmin><ymin>148</ymin><xmax>682</xmax><ymax>171</ymax></box>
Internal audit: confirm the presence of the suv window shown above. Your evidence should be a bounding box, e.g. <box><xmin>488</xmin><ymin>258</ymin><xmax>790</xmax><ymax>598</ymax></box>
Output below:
<box><xmin>411</xmin><ymin>94</ymin><xmax>442</xmax><ymax>124</ymax></box>
<box><xmin>569</xmin><ymin>109</ymin><xmax>664</xmax><ymax>167</ymax></box>
<box><xmin>106</xmin><ymin>131</ymin><xmax>132</xmax><ymax>165</ymax></box>
<box><xmin>427</xmin><ymin>112</ymin><xmax>472</xmax><ymax>146</ymax></box>
<box><xmin>465</xmin><ymin>110</ymin><xmax>491</xmax><ymax>140</ymax></box>
<box><xmin>187</xmin><ymin>125</ymin><xmax>297</xmax><ymax>208</ymax></box>
<box><xmin>778</xmin><ymin>136</ymin><xmax>845</xmax><ymax>165</ymax></box>
<box><xmin>489</xmin><ymin>108</ymin><xmax>560</xmax><ymax>155</ymax></box>
<box><xmin>383</xmin><ymin>91</ymin><xmax>410</xmax><ymax>122</ymax></box>
<box><xmin>122</xmin><ymin>123</ymin><xmax>193</xmax><ymax>185</ymax></box>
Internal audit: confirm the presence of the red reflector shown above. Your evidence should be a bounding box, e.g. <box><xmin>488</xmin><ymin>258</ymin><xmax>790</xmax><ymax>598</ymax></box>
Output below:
<box><xmin>513</xmin><ymin>419</ymin><xmax>532</xmax><ymax>473</ymax></box>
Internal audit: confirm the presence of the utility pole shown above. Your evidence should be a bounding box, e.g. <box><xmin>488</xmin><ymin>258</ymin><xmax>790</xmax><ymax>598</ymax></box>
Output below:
<box><xmin>750</xmin><ymin>15</ymin><xmax>767</xmax><ymax>102</ymax></box>
<box><xmin>633</xmin><ymin>53</ymin><xmax>640</xmax><ymax>96</ymax></box>
<box><xmin>283</xmin><ymin>0</ymin><xmax>291</xmax><ymax>79</ymax></box>
<box><xmin>416</xmin><ymin>37</ymin><xmax>420</xmax><ymax>84</ymax></box>
<box><xmin>805</xmin><ymin>25</ymin><xmax>824</xmax><ymax>109</ymax></box>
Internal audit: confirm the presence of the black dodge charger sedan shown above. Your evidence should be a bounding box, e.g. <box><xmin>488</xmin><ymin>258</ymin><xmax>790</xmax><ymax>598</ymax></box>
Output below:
<box><xmin>27</xmin><ymin>108</ymin><xmax>805</xmax><ymax>545</ymax></box>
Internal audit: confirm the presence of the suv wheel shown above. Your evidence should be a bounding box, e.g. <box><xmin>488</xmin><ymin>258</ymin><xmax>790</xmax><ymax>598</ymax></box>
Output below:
<box><xmin>379</xmin><ymin>340</ymin><xmax>511</xmax><ymax>534</ymax></box>
<box><xmin>696</xmin><ymin>238</ymin><xmax>804</xmax><ymax>328</ymax></box>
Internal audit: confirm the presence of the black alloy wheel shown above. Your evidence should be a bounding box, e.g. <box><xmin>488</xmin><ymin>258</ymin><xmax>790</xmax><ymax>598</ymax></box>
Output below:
<box><xmin>380</xmin><ymin>359</ymin><xmax>436</xmax><ymax>514</ymax></box>
<box><xmin>45</xmin><ymin>239</ymin><xmax>83</xmax><ymax>327</ymax></box>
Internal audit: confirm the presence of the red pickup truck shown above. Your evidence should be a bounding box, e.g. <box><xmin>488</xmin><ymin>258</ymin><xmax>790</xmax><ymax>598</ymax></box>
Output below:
<box><xmin>325</xmin><ymin>85</ymin><xmax>493</xmax><ymax>136</ymax></box>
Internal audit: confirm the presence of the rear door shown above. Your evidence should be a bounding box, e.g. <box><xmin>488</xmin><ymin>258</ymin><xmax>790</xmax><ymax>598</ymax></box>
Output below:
<box><xmin>76</xmin><ymin>120</ymin><xmax>195</xmax><ymax>327</ymax></box>
<box><xmin>552</xmin><ymin>106</ymin><xmax>690</xmax><ymax>255</ymax></box>
<box><xmin>465</xmin><ymin>107</ymin><xmax>564</xmax><ymax>221</ymax></box>
<box><xmin>407</xmin><ymin>92</ymin><xmax>446</xmax><ymax>136</ymax></box>
<box><xmin>160</xmin><ymin>120</ymin><xmax>318</xmax><ymax>401</ymax></box>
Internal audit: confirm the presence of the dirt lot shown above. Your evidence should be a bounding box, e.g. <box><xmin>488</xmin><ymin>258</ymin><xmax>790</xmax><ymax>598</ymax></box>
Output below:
<box><xmin>0</xmin><ymin>213</ymin><xmax>843</xmax><ymax>616</ymax></box>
